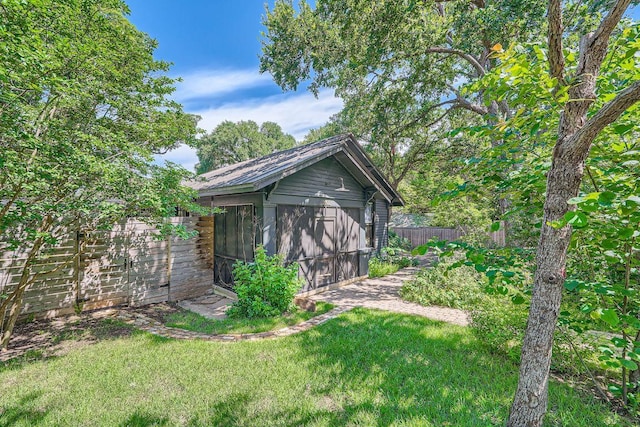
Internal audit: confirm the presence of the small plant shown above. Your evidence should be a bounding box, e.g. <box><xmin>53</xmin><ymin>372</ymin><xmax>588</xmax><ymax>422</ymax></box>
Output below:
<box><xmin>368</xmin><ymin>257</ymin><xmax>400</xmax><ymax>278</ymax></box>
<box><xmin>227</xmin><ymin>246</ymin><xmax>302</xmax><ymax>318</ymax></box>
<box><xmin>401</xmin><ymin>258</ymin><xmax>486</xmax><ymax>309</ymax></box>
<box><xmin>73</xmin><ymin>300</ymin><xmax>84</xmax><ymax>315</ymax></box>
<box><xmin>388</xmin><ymin>231</ymin><xmax>413</xmax><ymax>251</ymax></box>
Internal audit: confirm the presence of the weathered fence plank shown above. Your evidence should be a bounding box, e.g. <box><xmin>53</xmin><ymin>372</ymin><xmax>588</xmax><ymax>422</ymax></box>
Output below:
<box><xmin>391</xmin><ymin>226</ymin><xmax>506</xmax><ymax>248</ymax></box>
<box><xmin>0</xmin><ymin>217</ymin><xmax>215</xmax><ymax>319</ymax></box>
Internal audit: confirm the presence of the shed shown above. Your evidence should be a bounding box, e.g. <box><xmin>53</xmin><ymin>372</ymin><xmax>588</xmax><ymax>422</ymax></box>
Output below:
<box><xmin>188</xmin><ymin>134</ymin><xmax>404</xmax><ymax>293</ymax></box>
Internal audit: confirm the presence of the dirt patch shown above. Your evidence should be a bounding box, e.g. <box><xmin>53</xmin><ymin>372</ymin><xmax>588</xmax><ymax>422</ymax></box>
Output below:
<box><xmin>0</xmin><ymin>303</ymin><xmax>181</xmax><ymax>364</ymax></box>
<box><xmin>129</xmin><ymin>302</ymin><xmax>182</xmax><ymax>324</ymax></box>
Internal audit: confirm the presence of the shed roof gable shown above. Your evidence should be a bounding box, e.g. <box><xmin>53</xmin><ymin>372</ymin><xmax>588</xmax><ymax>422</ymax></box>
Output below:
<box><xmin>187</xmin><ymin>134</ymin><xmax>404</xmax><ymax>206</ymax></box>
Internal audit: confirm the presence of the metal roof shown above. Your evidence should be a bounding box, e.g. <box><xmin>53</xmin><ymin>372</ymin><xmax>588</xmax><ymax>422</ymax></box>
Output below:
<box><xmin>186</xmin><ymin>134</ymin><xmax>404</xmax><ymax>206</ymax></box>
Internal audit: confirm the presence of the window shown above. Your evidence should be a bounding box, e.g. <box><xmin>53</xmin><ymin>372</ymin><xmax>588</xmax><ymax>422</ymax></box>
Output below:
<box><xmin>365</xmin><ymin>202</ymin><xmax>374</xmax><ymax>248</ymax></box>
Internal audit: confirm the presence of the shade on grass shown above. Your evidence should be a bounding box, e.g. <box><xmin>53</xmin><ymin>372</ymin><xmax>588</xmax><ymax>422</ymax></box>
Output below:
<box><xmin>165</xmin><ymin>301</ymin><xmax>335</xmax><ymax>335</ymax></box>
<box><xmin>0</xmin><ymin>309</ymin><xmax>629</xmax><ymax>426</ymax></box>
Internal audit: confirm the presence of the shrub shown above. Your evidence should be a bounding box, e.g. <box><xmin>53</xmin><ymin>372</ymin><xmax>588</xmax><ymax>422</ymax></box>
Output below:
<box><xmin>471</xmin><ymin>293</ymin><xmax>595</xmax><ymax>375</ymax></box>
<box><xmin>470</xmin><ymin>295</ymin><xmax>529</xmax><ymax>363</ymax></box>
<box><xmin>402</xmin><ymin>255</ymin><xmax>591</xmax><ymax>374</ymax></box>
<box><xmin>227</xmin><ymin>246</ymin><xmax>302</xmax><ymax>318</ymax></box>
<box><xmin>388</xmin><ymin>230</ymin><xmax>413</xmax><ymax>251</ymax></box>
<box><xmin>368</xmin><ymin>257</ymin><xmax>400</xmax><ymax>278</ymax></box>
<box><xmin>380</xmin><ymin>246</ymin><xmax>419</xmax><ymax>267</ymax></box>
<box><xmin>400</xmin><ymin>258</ymin><xmax>485</xmax><ymax>309</ymax></box>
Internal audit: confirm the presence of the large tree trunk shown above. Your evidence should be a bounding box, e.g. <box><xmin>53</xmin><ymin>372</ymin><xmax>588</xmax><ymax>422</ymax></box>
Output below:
<box><xmin>507</xmin><ymin>147</ymin><xmax>588</xmax><ymax>426</ymax></box>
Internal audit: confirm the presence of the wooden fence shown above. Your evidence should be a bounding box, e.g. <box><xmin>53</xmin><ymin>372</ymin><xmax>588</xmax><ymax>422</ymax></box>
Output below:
<box><xmin>0</xmin><ymin>217</ymin><xmax>214</xmax><ymax>319</ymax></box>
<box><xmin>391</xmin><ymin>226</ymin><xmax>506</xmax><ymax>248</ymax></box>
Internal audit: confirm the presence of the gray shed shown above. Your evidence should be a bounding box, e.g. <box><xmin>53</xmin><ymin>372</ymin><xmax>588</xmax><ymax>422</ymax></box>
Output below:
<box><xmin>188</xmin><ymin>134</ymin><xmax>403</xmax><ymax>292</ymax></box>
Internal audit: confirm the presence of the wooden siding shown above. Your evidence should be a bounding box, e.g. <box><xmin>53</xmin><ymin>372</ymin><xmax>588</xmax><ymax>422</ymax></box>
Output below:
<box><xmin>0</xmin><ymin>217</ymin><xmax>213</xmax><ymax>319</ymax></box>
<box><xmin>374</xmin><ymin>199</ymin><xmax>389</xmax><ymax>251</ymax></box>
<box><xmin>273</xmin><ymin>157</ymin><xmax>364</xmax><ymax>201</ymax></box>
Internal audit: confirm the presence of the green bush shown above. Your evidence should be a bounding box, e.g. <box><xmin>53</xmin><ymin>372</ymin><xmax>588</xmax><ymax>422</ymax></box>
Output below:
<box><xmin>402</xmin><ymin>256</ymin><xmax>591</xmax><ymax>374</ymax></box>
<box><xmin>470</xmin><ymin>295</ymin><xmax>528</xmax><ymax>363</ymax></box>
<box><xmin>380</xmin><ymin>246</ymin><xmax>419</xmax><ymax>267</ymax></box>
<box><xmin>388</xmin><ymin>231</ymin><xmax>413</xmax><ymax>251</ymax></box>
<box><xmin>471</xmin><ymin>293</ymin><xmax>595</xmax><ymax>375</ymax></box>
<box><xmin>401</xmin><ymin>257</ymin><xmax>486</xmax><ymax>309</ymax></box>
<box><xmin>368</xmin><ymin>257</ymin><xmax>400</xmax><ymax>278</ymax></box>
<box><xmin>227</xmin><ymin>246</ymin><xmax>302</xmax><ymax>318</ymax></box>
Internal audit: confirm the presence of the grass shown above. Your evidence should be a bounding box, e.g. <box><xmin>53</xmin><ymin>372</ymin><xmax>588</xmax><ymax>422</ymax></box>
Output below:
<box><xmin>165</xmin><ymin>301</ymin><xmax>335</xmax><ymax>335</ymax></box>
<box><xmin>0</xmin><ymin>308</ymin><xmax>633</xmax><ymax>426</ymax></box>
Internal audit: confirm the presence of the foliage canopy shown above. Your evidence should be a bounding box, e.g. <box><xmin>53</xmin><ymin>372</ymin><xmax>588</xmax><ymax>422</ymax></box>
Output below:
<box><xmin>0</xmin><ymin>0</ymin><xmax>204</xmax><ymax>348</ymax></box>
<box><xmin>195</xmin><ymin>120</ymin><xmax>296</xmax><ymax>174</ymax></box>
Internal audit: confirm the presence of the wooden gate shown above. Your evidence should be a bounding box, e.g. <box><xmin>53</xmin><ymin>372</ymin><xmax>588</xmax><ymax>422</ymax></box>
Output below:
<box><xmin>278</xmin><ymin>205</ymin><xmax>360</xmax><ymax>291</ymax></box>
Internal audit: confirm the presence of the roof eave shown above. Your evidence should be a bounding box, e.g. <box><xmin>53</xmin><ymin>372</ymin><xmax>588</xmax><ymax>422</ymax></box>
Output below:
<box><xmin>343</xmin><ymin>135</ymin><xmax>405</xmax><ymax>206</ymax></box>
<box><xmin>197</xmin><ymin>183</ymin><xmax>256</xmax><ymax>197</ymax></box>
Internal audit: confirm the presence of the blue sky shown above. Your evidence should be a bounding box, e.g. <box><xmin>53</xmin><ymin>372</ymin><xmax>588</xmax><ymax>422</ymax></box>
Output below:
<box><xmin>128</xmin><ymin>0</ymin><xmax>342</xmax><ymax>171</ymax></box>
<box><xmin>127</xmin><ymin>1</ymin><xmax>640</xmax><ymax>171</ymax></box>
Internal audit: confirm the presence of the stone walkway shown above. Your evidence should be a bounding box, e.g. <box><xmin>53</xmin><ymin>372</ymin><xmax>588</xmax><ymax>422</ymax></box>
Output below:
<box><xmin>114</xmin><ymin>266</ymin><xmax>469</xmax><ymax>341</ymax></box>
<box><xmin>309</xmin><ymin>268</ymin><xmax>470</xmax><ymax>327</ymax></box>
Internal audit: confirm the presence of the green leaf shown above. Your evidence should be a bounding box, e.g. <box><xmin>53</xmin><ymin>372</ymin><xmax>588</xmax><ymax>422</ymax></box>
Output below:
<box><xmin>412</xmin><ymin>244</ymin><xmax>429</xmax><ymax>256</ymax></box>
<box><xmin>612</xmin><ymin>337</ymin><xmax>627</xmax><ymax>348</ymax></box>
<box><xmin>608</xmin><ymin>384</ymin><xmax>622</xmax><ymax>396</ymax></box>
<box><xmin>563</xmin><ymin>211</ymin><xmax>588</xmax><ymax>228</ymax></box>
<box><xmin>619</xmin><ymin>359</ymin><xmax>638</xmax><ymax>371</ymax></box>
<box><xmin>613</xmin><ymin>123</ymin><xmax>634</xmax><ymax>135</ymax></box>
<box><xmin>564</xmin><ymin>280</ymin><xmax>580</xmax><ymax>291</ymax></box>
<box><xmin>511</xmin><ymin>294</ymin><xmax>525</xmax><ymax>304</ymax></box>
<box><xmin>490</xmin><ymin>221</ymin><xmax>501</xmax><ymax>232</ymax></box>
<box><xmin>474</xmin><ymin>264</ymin><xmax>487</xmax><ymax>272</ymax></box>
<box><xmin>626</xmin><ymin>196</ymin><xmax>640</xmax><ymax>205</ymax></box>
<box><xmin>618</xmin><ymin>227</ymin><xmax>634</xmax><ymax>239</ymax></box>
<box><xmin>598</xmin><ymin>191</ymin><xmax>616</xmax><ymax>206</ymax></box>
<box><xmin>530</xmin><ymin>122</ymin><xmax>540</xmax><ymax>136</ymax></box>
<box><xmin>601</xmin><ymin>308</ymin><xmax>620</xmax><ymax>327</ymax></box>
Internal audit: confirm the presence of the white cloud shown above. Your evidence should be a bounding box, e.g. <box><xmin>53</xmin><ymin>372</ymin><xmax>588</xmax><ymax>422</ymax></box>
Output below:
<box><xmin>173</xmin><ymin>69</ymin><xmax>273</xmax><ymax>101</ymax></box>
<box><xmin>159</xmin><ymin>89</ymin><xmax>344</xmax><ymax>171</ymax></box>
<box><xmin>195</xmin><ymin>89</ymin><xmax>343</xmax><ymax>139</ymax></box>
<box><xmin>154</xmin><ymin>144</ymin><xmax>198</xmax><ymax>172</ymax></box>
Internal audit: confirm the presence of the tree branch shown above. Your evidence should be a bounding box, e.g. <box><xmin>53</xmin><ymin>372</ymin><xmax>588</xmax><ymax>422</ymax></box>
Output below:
<box><xmin>455</xmin><ymin>97</ymin><xmax>489</xmax><ymax>116</ymax></box>
<box><xmin>425</xmin><ymin>47</ymin><xmax>486</xmax><ymax>77</ymax></box>
<box><xmin>578</xmin><ymin>0</ymin><xmax>632</xmax><ymax>77</ymax></box>
<box><xmin>547</xmin><ymin>0</ymin><xmax>565</xmax><ymax>82</ymax></box>
<box><xmin>570</xmin><ymin>81</ymin><xmax>640</xmax><ymax>152</ymax></box>
<box><xmin>591</xmin><ymin>0</ymin><xmax>632</xmax><ymax>55</ymax></box>
<box><xmin>387</xmin><ymin>99</ymin><xmax>457</xmax><ymax>136</ymax></box>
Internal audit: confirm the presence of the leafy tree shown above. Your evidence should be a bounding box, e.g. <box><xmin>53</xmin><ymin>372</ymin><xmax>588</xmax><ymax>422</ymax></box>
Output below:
<box><xmin>0</xmin><ymin>0</ymin><xmax>203</xmax><ymax>349</ymax></box>
<box><xmin>195</xmin><ymin>120</ymin><xmax>296</xmax><ymax>174</ymax></box>
<box><xmin>495</xmin><ymin>2</ymin><xmax>639</xmax><ymax>423</ymax></box>
<box><xmin>260</xmin><ymin>0</ymin><xmax>548</xmax><ymax>191</ymax></box>
<box><xmin>428</xmin><ymin>2</ymin><xmax>640</xmax><ymax>423</ymax></box>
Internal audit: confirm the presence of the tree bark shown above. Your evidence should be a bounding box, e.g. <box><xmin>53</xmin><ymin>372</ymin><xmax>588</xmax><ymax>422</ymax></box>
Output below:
<box><xmin>507</xmin><ymin>145</ymin><xmax>588</xmax><ymax>426</ymax></box>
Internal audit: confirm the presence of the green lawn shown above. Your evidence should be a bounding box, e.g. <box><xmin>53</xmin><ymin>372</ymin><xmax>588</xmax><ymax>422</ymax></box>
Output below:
<box><xmin>165</xmin><ymin>301</ymin><xmax>334</xmax><ymax>335</ymax></box>
<box><xmin>0</xmin><ymin>309</ymin><xmax>630</xmax><ymax>426</ymax></box>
